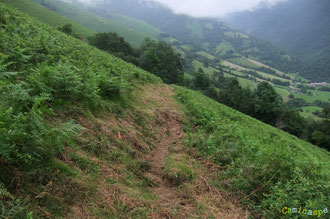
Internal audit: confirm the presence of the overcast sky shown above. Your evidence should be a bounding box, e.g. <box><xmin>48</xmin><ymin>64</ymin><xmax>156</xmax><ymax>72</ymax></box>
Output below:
<box><xmin>152</xmin><ymin>0</ymin><xmax>288</xmax><ymax>17</ymax></box>
<box><xmin>74</xmin><ymin>0</ymin><xmax>288</xmax><ymax>17</ymax></box>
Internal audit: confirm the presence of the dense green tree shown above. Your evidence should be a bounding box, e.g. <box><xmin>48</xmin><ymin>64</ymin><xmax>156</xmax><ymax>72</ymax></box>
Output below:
<box><xmin>57</xmin><ymin>23</ymin><xmax>73</xmax><ymax>35</ymax></box>
<box><xmin>217</xmin><ymin>78</ymin><xmax>254</xmax><ymax>115</ymax></box>
<box><xmin>253</xmin><ymin>82</ymin><xmax>283</xmax><ymax>125</ymax></box>
<box><xmin>193</xmin><ymin>68</ymin><xmax>210</xmax><ymax>90</ymax></box>
<box><xmin>323</xmin><ymin>106</ymin><xmax>330</xmax><ymax>118</ymax></box>
<box><xmin>139</xmin><ymin>38</ymin><xmax>184</xmax><ymax>84</ymax></box>
<box><xmin>277</xmin><ymin>108</ymin><xmax>306</xmax><ymax>137</ymax></box>
<box><xmin>304</xmin><ymin>119</ymin><xmax>330</xmax><ymax>150</ymax></box>
<box><xmin>88</xmin><ymin>32</ymin><xmax>139</xmax><ymax>64</ymax></box>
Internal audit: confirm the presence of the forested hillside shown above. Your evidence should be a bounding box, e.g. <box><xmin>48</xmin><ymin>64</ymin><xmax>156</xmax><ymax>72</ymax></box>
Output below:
<box><xmin>227</xmin><ymin>0</ymin><xmax>330</xmax><ymax>82</ymax></box>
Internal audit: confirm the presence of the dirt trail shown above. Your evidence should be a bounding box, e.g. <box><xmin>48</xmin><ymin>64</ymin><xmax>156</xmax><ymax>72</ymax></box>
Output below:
<box><xmin>66</xmin><ymin>84</ymin><xmax>247</xmax><ymax>219</ymax></box>
<box><xmin>144</xmin><ymin>88</ymin><xmax>187</xmax><ymax>217</ymax></box>
<box><xmin>143</xmin><ymin>85</ymin><xmax>247</xmax><ymax>219</ymax></box>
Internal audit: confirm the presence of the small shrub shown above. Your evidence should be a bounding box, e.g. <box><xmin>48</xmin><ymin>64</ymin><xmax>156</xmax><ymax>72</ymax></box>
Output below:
<box><xmin>0</xmin><ymin>199</ymin><xmax>30</xmax><ymax>219</ymax></box>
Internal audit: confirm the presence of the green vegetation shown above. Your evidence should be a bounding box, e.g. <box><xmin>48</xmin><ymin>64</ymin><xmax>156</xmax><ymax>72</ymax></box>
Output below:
<box><xmin>196</xmin><ymin>51</ymin><xmax>216</xmax><ymax>60</ymax></box>
<box><xmin>139</xmin><ymin>38</ymin><xmax>184</xmax><ymax>84</ymax></box>
<box><xmin>110</xmin><ymin>14</ymin><xmax>161</xmax><ymax>39</ymax></box>
<box><xmin>29</xmin><ymin>0</ymin><xmax>160</xmax><ymax>46</ymax></box>
<box><xmin>0</xmin><ymin>1</ymin><xmax>158</xmax><ymax>164</ymax></box>
<box><xmin>0</xmin><ymin>3</ymin><xmax>160</xmax><ymax>217</ymax></box>
<box><xmin>301</xmin><ymin>106</ymin><xmax>323</xmax><ymax>118</ymax></box>
<box><xmin>215</xmin><ymin>41</ymin><xmax>234</xmax><ymax>55</ymax></box>
<box><xmin>88</xmin><ymin>32</ymin><xmax>140</xmax><ymax>65</ymax></box>
<box><xmin>293</xmin><ymin>90</ymin><xmax>330</xmax><ymax>103</ymax></box>
<box><xmin>1</xmin><ymin>1</ymin><xmax>329</xmax><ymax>218</ymax></box>
<box><xmin>164</xmin><ymin>153</ymin><xmax>197</xmax><ymax>186</ymax></box>
<box><xmin>227</xmin><ymin>57</ymin><xmax>259</xmax><ymax>69</ymax></box>
<box><xmin>0</xmin><ymin>0</ymin><xmax>95</xmax><ymax>38</ymax></box>
<box><xmin>237</xmin><ymin>77</ymin><xmax>257</xmax><ymax>89</ymax></box>
<box><xmin>174</xmin><ymin>86</ymin><xmax>330</xmax><ymax>217</ymax></box>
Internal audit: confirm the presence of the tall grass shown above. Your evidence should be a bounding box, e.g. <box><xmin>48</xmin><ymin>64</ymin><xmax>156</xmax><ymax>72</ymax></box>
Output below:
<box><xmin>174</xmin><ymin>86</ymin><xmax>330</xmax><ymax>217</ymax></box>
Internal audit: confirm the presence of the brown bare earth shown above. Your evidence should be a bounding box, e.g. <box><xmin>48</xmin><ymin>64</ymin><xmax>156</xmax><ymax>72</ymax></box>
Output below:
<box><xmin>63</xmin><ymin>84</ymin><xmax>247</xmax><ymax>218</ymax></box>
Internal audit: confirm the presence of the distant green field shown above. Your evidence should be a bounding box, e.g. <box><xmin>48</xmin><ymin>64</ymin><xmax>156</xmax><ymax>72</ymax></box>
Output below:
<box><xmin>196</xmin><ymin>51</ymin><xmax>216</xmax><ymax>60</ymax></box>
<box><xmin>0</xmin><ymin>0</ymin><xmax>95</xmax><ymax>38</ymax></box>
<box><xmin>274</xmin><ymin>87</ymin><xmax>290</xmax><ymax>102</ymax></box>
<box><xmin>293</xmin><ymin>90</ymin><xmax>330</xmax><ymax>103</ymax></box>
<box><xmin>247</xmin><ymin>58</ymin><xmax>287</xmax><ymax>76</ymax></box>
<box><xmin>226</xmin><ymin>69</ymin><xmax>246</xmax><ymax>77</ymax></box>
<box><xmin>257</xmin><ymin>71</ymin><xmax>291</xmax><ymax>83</ymax></box>
<box><xmin>227</xmin><ymin>57</ymin><xmax>259</xmax><ymax>69</ymax></box>
<box><xmin>222</xmin><ymin>60</ymin><xmax>290</xmax><ymax>84</ymax></box>
<box><xmin>193</xmin><ymin>60</ymin><xmax>218</xmax><ymax>76</ymax></box>
<box><xmin>307</xmin><ymin>106</ymin><xmax>324</xmax><ymax>112</ymax></box>
<box><xmin>193</xmin><ymin>60</ymin><xmax>233</xmax><ymax>78</ymax></box>
<box><xmin>29</xmin><ymin>0</ymin><xmax>159</xmax><ymax>46</ymax></box>
<box><xmin>215</xmin><ymin>41</ymin><xmax>234</xmax><ymax>55</ymax></box>
<box><xmin>301</xmin><ymin>106</ymin><xmax>323</xmax><ymax>119</ymax></box>
<box><xmin>237</xmin><ymin>77</ymin><xmax>257</xmax><ymax>89</ymax></box>
<box><xmin>181</xmin><ymin>44</ymin><xmax>193</xmax><ymax>51</ymax></box>
<box><xmin>222</xmin><ymin>60</ymin><xmax>250</xmax><ymax>71</ymax></box>
<box><xmin>106</xmin><ymin>14</ymin><xmax>161</xmax><ymax>39</ymax></box>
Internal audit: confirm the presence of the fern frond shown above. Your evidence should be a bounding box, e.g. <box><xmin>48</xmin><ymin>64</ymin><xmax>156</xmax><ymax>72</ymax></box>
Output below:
<box><xmin>0</xmin><ymin>182</ymin><xmax>13</xmax><ymax>200</ymax></box>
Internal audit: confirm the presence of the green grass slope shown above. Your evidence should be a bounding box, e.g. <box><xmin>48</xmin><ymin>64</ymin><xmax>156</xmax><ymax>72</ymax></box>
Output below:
<box><xmin>0</xmin><ymin>4</ymin><xmax>245</xmax><ymax>218</ymax></box>
<box><xmin>30</xmin><ymin>0</ymin><xmax>161</xmax><ymax>46</ymax></box>
<box><xmin>174</xmin><ymin>86</ymin><xmax>330</xmax><ymax>217</ymax></box>
<box><xmin>0</xmin><ymin>2</ymin><xmax>159</xmax><ymax>165</ymax></box>
<box><xmin>0</xmin><ymin>3</ymin><xmax>162</xmax><ymax>217</ymax></box>
<box><xmin>0</xmin><ymin>0</ymin><xmax>95</xmax><ymax>38</ymax></box>
<box><xmin>110</xmin><ymin>13</ymin><xmax>161</xmax><ymax>40</ymax></box>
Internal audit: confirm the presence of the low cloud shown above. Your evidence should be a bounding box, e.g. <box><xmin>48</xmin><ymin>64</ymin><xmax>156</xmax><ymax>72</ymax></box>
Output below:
<box><xmin>67</xmin><ymin>0</ymin><xmax>288</xmax><ymax>17</ymax></box>
<box><xmin>153</xmin><ymin>0</ymin><xmax>288</xmax><ymax>17</ymax></box>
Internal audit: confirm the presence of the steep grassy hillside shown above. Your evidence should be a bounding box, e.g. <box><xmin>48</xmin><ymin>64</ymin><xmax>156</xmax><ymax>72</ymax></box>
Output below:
<box><xmin>0</xmin><ymin>0</ymin><xmax>95</xmax><ymax>38</ymax></box>
<box><xmin>0</xmin><ymin>3</ymin><xmax>246</xmax><ymax>218</ymax></box>
<box><xmin>30</xmin><ymin>0</ymin><xmax>161</xmax><ymax>46</ymax></box>
<box><xmin>1</xmin><ymin>2</ymin><xmax>329</xmax><ymax>218</ymax></box>
<box><xmin>175</xmin><ymin>86</ymin><xmax>330</xmax><ymax>217</ymax></box>
<box><xmin>0</xmin><ymin>3</ymin><xmax>159</xmax><ymax>217</ymax></box>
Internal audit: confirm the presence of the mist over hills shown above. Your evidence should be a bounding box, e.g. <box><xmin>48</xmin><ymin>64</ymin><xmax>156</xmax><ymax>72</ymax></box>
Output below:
<box><xmin>227</xmin><ymin>0</ymin><xmax>330</xmax><ymax>82</ymax></box>
<box><xmin>79</xmin><ymin>0</ymin><xmax>302</xmax><ymax>74</ymax></box>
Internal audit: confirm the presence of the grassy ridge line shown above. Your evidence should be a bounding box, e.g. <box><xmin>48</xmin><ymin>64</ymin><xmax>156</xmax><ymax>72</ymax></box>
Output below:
<box><xmin>174</xmin><ymin>86</ymin><xmax>330</xmax><ymax>217</ymax></box>
<box><xmin>30</xmin><ymin>0</ymin><xmax>160</xmax><ymax>46</ymax></box>
<box><xmin>0</xmin><ymin>0</ymin><xmax>95</xmax><ymax>38</ymax></box>
<box><xmin>110</xmin><ymin>13</ymin><xmax>161</xmax><ymax>39</ymax></box>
